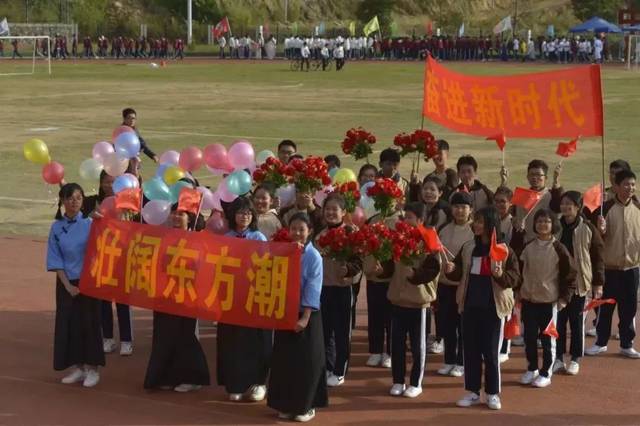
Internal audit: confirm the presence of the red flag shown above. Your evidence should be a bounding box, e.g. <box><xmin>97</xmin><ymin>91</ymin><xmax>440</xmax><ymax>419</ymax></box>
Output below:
<box><xmin>490</xmin><ymin>228</ymin><xmax>509</xmax><ymax>262</ymax></box>
<box><xmin>486</xmin><ymin>132</ymin><xmax>507</xmax><ymax>151</ymax></box>
<box><xmin>543</xmin><ymin>319</ymin><xmax>559</xmax><ymax>339</ymax></box>
<box><xmin>418</xmin><ymin>225</ymin><xmax>443</xmax><ymax>252</ymax></box>
<box><xmin>504</xmin><ymin>312</ymin><xmax>521</xmax><ymax>339</ymax></box>
<box><xmin>583</xmin><ymin>184</ymin><xmax>603</xmax><ymax>213</ymax></box>
<box><xmin>511</xmin><ymin>187</ymin><xmax>543</xmax><ymax>211</ymax></box>
<box><xmin>178</xmin><ymin>187</ymin><xmax>202</xmax><ymax>215</ymax></box>
<box><xmin>583</xmin><ymin>298</ymin><xmax>616</xmax><ymax>312</ymax></box>
<box><xmin>556</xmin><ymin>138</ymin><xmax>579</xmax><ymax>158</ymax></box>
<box><xmin>213</xmin><ymin>17</ymin><xmax>230</xmax><ymax>39</ymax></box>
<box><xmin>115</xmin><ymin>188</ymin><xmax>142</xmax><ymax>213</ymax></box>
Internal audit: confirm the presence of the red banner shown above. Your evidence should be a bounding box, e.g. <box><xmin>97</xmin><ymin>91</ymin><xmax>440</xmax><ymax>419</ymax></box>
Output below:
<box><xmin>79</xmin><ymin>218</ymin><xmax>301</xmax><ymax>330</ymax></box>
<box><xmin>422</xmin><ymin>56</ymin><xmax>604</xmax><ymax>138</ymax></box>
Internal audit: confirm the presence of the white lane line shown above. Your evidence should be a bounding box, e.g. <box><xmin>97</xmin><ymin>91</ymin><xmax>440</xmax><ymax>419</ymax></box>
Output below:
<box><xmin>0</xmin><ymin>196</ymin><xmax>54</xmax><ymax>205</ymax></box>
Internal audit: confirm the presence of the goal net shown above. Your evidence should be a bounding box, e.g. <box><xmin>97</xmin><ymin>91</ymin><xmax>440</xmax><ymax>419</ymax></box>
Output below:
<box><xmin>628</xmin><ymin>34</ymin><xmax>640</xmax><ymax>71</ymax></box>
<box><xmin>0</xmin><ymin>36</ymin><xmax>52</xmax><ymax>76</ymax></box>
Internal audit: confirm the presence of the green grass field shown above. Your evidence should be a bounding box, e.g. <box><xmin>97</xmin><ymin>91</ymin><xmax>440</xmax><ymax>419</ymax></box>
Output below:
<box><xmin>1</xmin><ymin>58</ymin><xmax>639</xmax><ymax>237</ymax></box>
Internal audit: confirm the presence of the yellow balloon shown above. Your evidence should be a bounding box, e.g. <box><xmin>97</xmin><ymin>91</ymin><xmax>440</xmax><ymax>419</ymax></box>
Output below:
<box><xmin>333</xmin><ymin>168</ymin><xmax>357</xmax><ymax>185</ymax></box>
<box><xmin>163</xmin><ymin>165</ymin><xmax>186</xmax><ymax>186</ymax></box>
<box><xmin>23</xmin><ymin>138</ymin><xmax>50</xmax><ymax>165</ymax></box>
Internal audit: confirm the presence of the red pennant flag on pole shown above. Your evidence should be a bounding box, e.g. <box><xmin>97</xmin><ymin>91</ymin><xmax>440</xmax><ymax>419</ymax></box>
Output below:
<box><xmin>490</xmin><ymin>228</ymin><xmax>509</xmax><ymax>262</ymax></box>
<box><xmin>511</xmin><ymin>187</ymin><xmax>543</xmax><ymax>211</ymax></box>
<box><xmin>583</xmin><ymin>184</ymin><xmax>603</xmax><ymax>213</ymax></box>
<box><xmin>556</xmin><ymin>137</ymin><xmax>579</xmax><ymax>158</ymax></box>
<box><xmin>418</xmin><ymin>225</ymin><xmax>443</xmax><ymax>252</ymax></box>
<box><xmin>583</xmin><ymin>298</ymin><xmax>616</xmax><ymax>312</ymax></box>
<box><xmin>543</xmin><ymin>319</ymin><xmax>559</xmax><ymax>339</ymax></box>
<box><xmin>486</xmin><ymin>132</ymin><xmax>507</xmax><ymax>151</ymax></box>
<box><xmin>178</xmin><ymin>187</ymin><xmax>203</xmax><ymax>215</ymax></box>
<box><xmin>115</xmin><ymin>188</ymin><xmax>142</xmax><ymax>212</ymax></box>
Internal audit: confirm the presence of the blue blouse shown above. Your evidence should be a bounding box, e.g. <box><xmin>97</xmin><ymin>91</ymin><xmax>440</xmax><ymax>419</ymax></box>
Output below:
<box><xmin>300</xmin><ymin>242</ymin><xmax>323</xmax><ymax>311</ymax></box>
<box><xmin>46</xmin><ymin>212</ymin><xmax>93</xmax><ymax>281</ymax></box>
<box><xmin>225</xmin><ymin>228</ymin><xmax>267</xmax><ymax>241</ymax></box>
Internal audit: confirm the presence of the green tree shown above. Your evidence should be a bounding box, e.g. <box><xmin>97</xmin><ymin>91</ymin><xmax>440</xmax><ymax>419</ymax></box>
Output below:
<box><xmin>571</xmin><ymin>0</ymin><xmax>625</xmax><ymax>22</ymax></box>
<box><xmin>356</xmin><ymin>0</ymin><xmax>393</xmax><ymax>36</ymax></box>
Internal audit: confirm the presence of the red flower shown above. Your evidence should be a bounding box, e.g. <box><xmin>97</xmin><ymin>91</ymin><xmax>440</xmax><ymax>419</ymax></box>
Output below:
<box><xmin>341</xmin><ymin>127</ymin><xmax>376</xmax><ymax>161</ymax></box>
<box><xmin>394</xmin><ymin>129</ymin><xmax>437</xmax><ymax>158</ymax></box>
<box><xmin>317</xmin><ymin>226</ymin><xmax>359</xmax><ymax>261</ymax></box>
<box><xmin>366</xmin><ymin>178</ymin><xmax>404</xmax><ymax>218</ymax></box>
<box><xmin>271</xmin><ymin>228</ymin><xmax>292</xmax><ymax>242</ymax></box>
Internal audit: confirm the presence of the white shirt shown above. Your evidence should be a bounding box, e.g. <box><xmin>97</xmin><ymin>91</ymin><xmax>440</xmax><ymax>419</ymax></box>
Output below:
<box><xmin>594</xmin><ymin>39</ymin><xmax>603</xmax><ymax>58</ymax></box>
<box><xmin>333</xmin><ymin>46</ymin><xmax>344</xmax><ymax>58</ymax></box>
<box><xmin>301</xmin><ymin>46</ymin><xmax>310</xmax><ymax>58</ymax></box>
<box><xmin>218</xmin><ymin>36</ymin><xmax>226</xmax><ymax>47</ymax></box>
<box><xmin>321</xmin><ymin>46</ymin><xmax>329</xmax><ymax>58</ymax></box>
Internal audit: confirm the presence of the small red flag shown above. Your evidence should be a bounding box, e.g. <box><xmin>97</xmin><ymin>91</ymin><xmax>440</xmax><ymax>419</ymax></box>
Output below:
<box><xmin>490</xmin><ymin>228</ymin><xmax>509</xmax><ymax>262</ymax></box>
<box><xmin>486</xmin><ymin>132</ymin><xmax>507</xmax><ymax>151</ymax></box>
<box><xmin>178</xmin><ymin>187</ymin><xmax>202</xmax><ymax>215</ymax></box>
<box><xmin>511</xmin><ymin>187</ymin><xmax>543</xmax><ymax>211</ymax></box>
<box><xmin>543</xmin><ymin>319</ymin><xmax>559</xmax><ymax>339</ymax></box>
<box><xmin>213</xmin><ymin>16</ymin><xmax>230</xmax><ymax>39</ymax></box>
<box><xmin>504</xmin><ymin>312</ymin><xmax>521</xmax><ymax>339</ymax></box>
<box><xmin>115</xmin><ymin>188</ymin><xmax>142</xmax><ymax>212</ymax></box>
<box><xmin>583</xmin><ymin>184</ymin><xmax>603</xmax><ymax>213</ymax></box>
<box><xmin>556</xmin><ymin>138</ymin><xmax>579</xmax><ymax>158</ymax></box>
<box><xmin>583</xmin><ymin>298</ymin><xmax>616</xmax><ymax>312</ymax></box>
<box><xmin>418</xmin><ymin>225</ymin><xmax>443</xmax><ymax>252</ymax></box>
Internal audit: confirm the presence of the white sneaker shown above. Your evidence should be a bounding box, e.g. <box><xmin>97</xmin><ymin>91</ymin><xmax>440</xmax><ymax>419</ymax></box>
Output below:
<box><xmin>456</xmin><ymin>392</ymin><xmax>481</xmax><ymax>407</ymax></box>
<box><xmin>82</xmin><ymin>369</ymin><xmax>100</xmax><ymax>388</ymax></box>
<box><xmin>499</xmin><ymin>353</ymin><xmax>509</xmax><ymax>364</ymax></box>
<box><xmin>566</xmin><ymin>361</ymin><xmax>580</xmax><ymax>375</ymax></box>
<box><xmin>586</xmin><ymin>327</ymin><xmax>597</xmax><ymax>337</ymax></box>
<box><xmin>366</xmin><ymin>353</ymin><xmax>383</xmax><ymax>367</ymax></box>
<box><xmin>403</xmin><ymin>386</ymin><xmax>422</xmax><ymax>398</ymax></box>
<box><xmin>61</xmin><ymin>368</ymin><xmax>85</xmax><ymax>384</ymax></box>
<box><xmin>585</xmin><ymin>344</ymin><xmax>607</xmax><ymax>356</ymax></box>
<box><xmin>103</xmin><ymin>338</ymin><xmax>116</xmax><ymax>353</ymax></box>
<box><xmin>247</xmin><ymin>384</ymin><xmax>266</xmax><ymax>401</ymax></box>
<box><xmin>327</xmin><ymin>374</ymin><xmax>345</xmax><ymax>387</ymax></box>
<box><xmin>428</xmin><ymin>340</ymin><xmax>444</xmax><ymax>354</ymax></box>
<box><xmin>511</xmin><ymin>335</ymin><xmax>525</xmax><ymax>346</ymax></box>
<box><xmin>486</xmin><ymin>394</ymin><xmax>502</xmax><ymax>410</ymax></box>
<box><xmin>532</xmin><ymin>375</ymin><xmax>551</xmax><ymax>388</ymax></box>
<box><xmin>620</xmin><ymin>347</ymin><xmax>640</xmax><ymax>359</ymax></box>
<box><xmin>437</xmin><ymin>364</ymin><xmax>454</xmax><ymax>376</ymax></box>
<box><xmin>228</xmin><ymin>393</ymin><xmax>243</xmax><ymax>402</ymax></box>
<box><xmin>381</xmin><ymin>353</ymin><xmax>391</xmax><ymax>368</ymax></box>
<box><xmin>120</xmin><ymin>341</ymin><xmax>133</xmax><ymax>356</ymax></box>
<box><xmin>552</xmin><ymin>359</ymin><xmax>565</xmax><ymax>374</ymax></box>
<box><xmin>520</xmin><ymin>370</ymin><xmax>539</xmax><ymax>385</ymax></box>
<box><xmin>293</xmin><ymin>409</ymin><xmax>315</xmax><ymax>422</ymax></box>
<box><xmin>174</xmin><ymin>383</ymin><xmax>201</xmax><ymax>393</ymax></box>
<box><xmin>450</xmin><ymin>365</ymin><xmax>464</xmax><ymax>377</ymax></box>
<box><xmin>389</xmin><ymin>383</ymin><xmax>406</xmax><ymax>396</ymax></box>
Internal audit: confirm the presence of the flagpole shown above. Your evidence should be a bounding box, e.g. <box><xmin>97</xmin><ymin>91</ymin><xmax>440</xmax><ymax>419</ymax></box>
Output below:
<box><xmin>599</xmin><ymin>64</ymin><xmax>606</xmax><ymax>215</ymax></box>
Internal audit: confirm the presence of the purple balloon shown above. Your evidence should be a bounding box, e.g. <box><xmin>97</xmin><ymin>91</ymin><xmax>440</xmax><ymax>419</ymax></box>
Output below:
<box><xmin>228</xmin><ymin>141</ymin><xmax>255</xmax><ymax>170</ymax></box>
<box><xmin>142</xmin><ymin>200</ymin><xmax>171</xmax><ymax>225</ymax></box>
<box><xmin>217</xmin><ymin>178</ymin><xmax>238</xmax><ymax>203</ymax></box>
<box><xmin>92</xmin><ymin>141</ymin><xmax>115</xmax><ymax>164</ymax></box>
<box><xmin>114</xmin><ymin>131</ymin><xmax>141</xmax><ymax>159</ymax></box>
<box><xmin>159</xmin><ymin>150</ymin><xmax>180</xmax><ymax>166</ymax></box>
<box><xmin>197</xmin><ymin>186</ymin><xmax>216</xmax><ymax>210</ymax></box>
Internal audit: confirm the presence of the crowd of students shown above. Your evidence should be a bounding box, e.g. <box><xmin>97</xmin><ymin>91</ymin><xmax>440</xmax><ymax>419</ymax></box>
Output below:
<box><xmin>46</xmin><ymin>115</ymin><xmax>639</xmax><ymax>422</ymax></box>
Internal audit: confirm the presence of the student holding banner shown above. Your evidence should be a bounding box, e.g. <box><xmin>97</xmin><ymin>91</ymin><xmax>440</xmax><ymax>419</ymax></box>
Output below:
<box><xmin>217</xmin><ymin>197</ymin><xmax>272</xmax><ymax>401</ymax></box>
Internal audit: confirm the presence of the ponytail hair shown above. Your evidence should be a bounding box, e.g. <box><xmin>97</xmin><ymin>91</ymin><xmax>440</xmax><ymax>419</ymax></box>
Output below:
<box><xmin>56</xmin><ymin>183</ymin><xmax>85</xmax><ymax>220</ymax></box>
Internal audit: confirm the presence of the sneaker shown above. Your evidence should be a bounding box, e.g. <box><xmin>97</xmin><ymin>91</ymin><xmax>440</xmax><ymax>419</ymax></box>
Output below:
<box><xmin>566</xmin><ymin>361</ymin><xmax>580</xmax><ymax>375</ymax></box>
<box><xmin>428</xmin><ymin>340</ymin><xmax>444</xmax><ymax>354</ymax></box>
<box><xmin>82</xmin><ymin>369</ymin><xmax>100</xmax><ymax>388</ymax></box>
<box><xmin>456</xmin><ymin>392</ymin><xmax>481</xmax><ymax>407</ymax></box>
<box><xmin>366</xmin><ymin>353</ymin><xmax>382</xmax><ymax>367</ymax></box>
<box><xmin>381</xmin><ymin>354</ymin><xmax>391</xmax><ymax>368</ymax></box>
<box><xmin>247</xmin><ymin>384</ymin><xmax>266</xmax><ymax>401</ymax></box>
<box><xmin>511</xmin><ymin>335</ymin><xmax>525</xmax><ymax>346</ymax></box>
<box><xmin>586</xmin><ymin>327</ymin><xmax>597</xmax><ymax>337</ymax></box>
<box><xmin>228</xmin><ymin>393</ymin><xmax>243</xmax><ymax>402</ymax></box>
<box><xmin>520</xmin><ymin>370</ymin><xmax>539</xmax><ymax>385</ymax></box>
<box><xmin>620</xmin><ymin>348</ymin><xmax>640</xmax><ymax>359</ymax></box>
<box><xmin>437</xmin><ymin>364</ymin><xmax>454</xmax><ymax>376</ymax></box>
<box><xmin>389</xmin><ymin>383</ymin><xmax>406</xmax><ymax>396</ymax></box>
<box><xmin>450</xmin><ymin>365</ymin><xmax>464</xmax><ymax>377</ymax></box>
<box><xmin>103</xmin><ymin>338</ymin><xmax>116</xmax><ymax>353</ymax></box>
<box><xmin>499</xmin><ymin>353</ymin><xmax>509</xmax><ymax>364</ymax></box>
<box><xmin>278</xmin><ymin>413</ymin><xmax>293</xmax><ymax>420</ymax></box>
<box><xmin>120</xmin><ymin>341</ymin><xmax>133</xmax><ymax>356</ymax></box>
<box><xmin>486</xmin><ymin>394</ymin><xmax>502</xmax><ymax>410</ymax></box>
<box><xmin>327</xmin><ymin>374</ymin><xmax>345</xmax><ymax>387</ymax></box>
<box><xmin>403</xmin><ymin>386</ymin><xmax>422</xmax><ymax>398</ymax></box>
<box><xmin>174</xmin><ymin>384</ymin><xmax>201</xmax><ymax>393</ymax></box>
<box><xmin>552</xmin><ymin>359</ymin><xmax>565</xmax><ymax>374</ymax></box>
<box><xmin>585</xmin><ymin>344</ymin><xmax>607</xmax><ymax>356</ymax></box>
<box><xmin>532</xmin><ymin>375</ymin><xmax>551</xmax><ymax>388</ymax></box>
<box><xmin>293</xmin><ymin>409</ymin><xmax>315</xmax><ymax>422</ymax></box>
<box><xmin>61</xmin><ymin>368</ymin><xmax>85</xmax><ymax>384</ymax></box>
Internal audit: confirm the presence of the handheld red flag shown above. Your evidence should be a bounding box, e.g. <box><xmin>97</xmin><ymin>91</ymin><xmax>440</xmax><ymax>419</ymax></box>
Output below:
<box><xmin>115</xmin><ymin>188</ymin><xmax>142</xmax><ymax>213</ymax></box>
<box><xmin>504</xmin><ymin>313</ymin><xmax>521</xmax><ymax>340</ymax></box>
<box><xmin>583</xmin><ymin>298</ymin><xmax>616</xmax><ymax>312</ymax></box>
<box><xmin>511</xmin><ymin>187</ymin><xmax>543</xmax><ymax>211</ymax></box>
<box><xmin>178</xmin><ymin>187</ymin><xmax>203</xmax><ymax>215</ymax></box>
<box><xmin>490</xmin><ymin>228</ymin><xmax>509</xmax><ymax>262</ymax></box>
<box><xmin>418</xmin><ymin>225</ymin><xmax>443</xmax><ymax>252</ymax></box>
<box><xmin>543</xmin><ymin>319</ymin><xmax>559</xmax><ymax>339</ymax></box>
<box><xmin>213</xmin><ymin>17</ymin><xmax>230</xmax><ymax>39</ymax></box>
<box><xmin>556</xmin><ymin>138</ymin><xmax>578</xmax><ymax>158</ymax></box>
<box><xmin>486</xmin><ymin>132</ymin><xmax>507</xmax><ymax>151</ymax></box>
<box><xmin>583</xmin><ymin>184</ymin><xmax>603</xmax><ymax>213</ymax></box>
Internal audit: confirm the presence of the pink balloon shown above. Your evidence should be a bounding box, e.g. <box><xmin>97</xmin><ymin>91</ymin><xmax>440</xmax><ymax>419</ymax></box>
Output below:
<box><xmin>197</xmin><ymin>186</ymin><xmax>216</xmax><ymax>210</ymax></box>
<box><xmin>206</xmin><ymin>211</ymin><xmax>229</xmax><ymax>235</ymax></box>
<box><xmin>203</xmin><ymin>144</ymin><xmax>229</xmax><ymax>169</ymax></box>
<box><xmin>142</xmin><ymin>200</ymin><xmax>171</xmax><ymax>225</ymax></box>
<box><xmin>228</xmin><ymin>141</ymin><xmax>255</xmax><ymax>170</ymax></box>
<box><xmin>159</xmin><ymin>150</ymin><xmax>180</xmax><ymax>166</ymax></box>
<box><xmin>98</xmin><ymin>196</ymin><xmax>118</xmax><ymax>219</ymax></box>
<box><xmin>179</xmin><ymin>146</ymin><xmax>204</xmax><ymax>172</ymax></box>
<box><xmin>92</xmin><ymin>141</ymin><xmax>115</xmax><ymax>164</ymax></box>
<box><xmin>314</xmin><ymin>185</ymin><xmax>334</xmax><ymax>207</ymax></box>
<box><xmin>350</xmin><ymin>206</ymin><xmax>366</xmax><ymax>228</ymax></box>
<box><xmin>42</xmin><ymin>161</ymin><xmax>65</xmax><ymax>184</ymax></box>
<box><xmin>217</xmin><ymin>179</ymin><xmax>238</xmax><ymax>203</ymax></box>
<box><xmin>111</xmin><ymin>125</ymin><xmax>134</xmax><ymax>141</ymax></box>
<box><xmin>206</xmin><ymin>165</ymin><xmax>228</xmax><ymax>176</ymax></box>
<box><xmin>103</xmin><ymin>152</ymin><xmax>129</xmax><ymax>177</ymax></box>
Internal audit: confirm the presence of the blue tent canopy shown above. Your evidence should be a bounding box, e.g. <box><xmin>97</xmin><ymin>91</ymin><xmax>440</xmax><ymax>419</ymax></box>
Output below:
<box><xmin>569</xmin><ymin>16</ymin><xmax>622</xmax><ymax>33</ymax></box>
<box><xmin>623</xmin><ymin>24</ymin><xmax>640</xmax><ymax>32</ymax></box>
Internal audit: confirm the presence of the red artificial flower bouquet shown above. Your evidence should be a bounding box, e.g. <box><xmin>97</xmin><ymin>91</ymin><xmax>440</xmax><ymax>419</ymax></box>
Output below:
<box><xmin>342</xmin><ymin>127</ymin><xmax>376</xmax><ymax>162</ymax></box>
<box><xmin>393</xmin><ymin>129</ymin><xmax>438</xmax><ymax>160</ymax></box>
<box><xmin>271</xmin><ymin>227</ymin><xmax>292</xmax><ymax>242</ymax></box>
<box><xmin>354</xmin><ymin>222</ymin><xmax>394</xmax><ymax>262</ymax></box>
<box><xmin>288</xmin><ymin>156</ymin><xmax>332</xmax><ymax>193</ymax></box>
<box><xmin>392</xmin><ymin>221</ymin><xmax>427</xmax><ymax>265</ymax></box>
<box><xmin>252</xmin><ymin>157</ymin><xmax>293</xmax><ymax>189</ymax></box>
<box><xmin>336</xmin><ymin>181</ymin><xmax>361</xmax><ymax>213</ymax></box>
<box><xmin>316</xmin><ymin>226</ymin><xmax>359</xmax><ymax>261</ymax></box>
<box><xmin>366</xmin><ymin>178</ymin><xmax>404</xmax><ymax>218</ymax></box>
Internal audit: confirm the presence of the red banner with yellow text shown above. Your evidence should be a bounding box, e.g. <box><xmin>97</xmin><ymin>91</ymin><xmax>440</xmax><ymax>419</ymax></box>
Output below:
<box><xmin>79</xmin><ymin>218</ymin><xmax>301</xmax><ymax>330</ymax></box>
<box><xmin>422</xmin><ymin>56</ymin><xmax>603</xmax><ymax>138</ymax></box>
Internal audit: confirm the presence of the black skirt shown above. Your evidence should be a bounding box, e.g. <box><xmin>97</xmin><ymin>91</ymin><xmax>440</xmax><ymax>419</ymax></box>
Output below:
<box><xmin>267</xmin><ymin>311</ymin><xmax>328</xmax><ymax>415</ymax></box>
<box><xmin>216</xmin><ymin>323</ymin><xmax>272</xmax><ymax>394</ymax></box>
<box><xmin>144</xmin><ymin>312</ymin><xmax>210</xmax><ymax>389</ymax></box>
<box><xmin>54</xmin><ymin>278</ymin><xmax>105</xmax><ymax>371</ymax></box>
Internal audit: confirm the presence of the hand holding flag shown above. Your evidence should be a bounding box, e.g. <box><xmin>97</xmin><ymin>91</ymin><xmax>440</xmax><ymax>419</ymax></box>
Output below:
<box><xmin>490</xmin><ymin>228</ymin><xmax>509</xmax><ymax>262</ymax></box>
<box><xmin>486</xmin><ymin>132</ymin><xmax>507</xmax><ymax>151</ymax></box>
<box><xmin>418</xmin><ymin>225</ymin><xmax>443</xmax><ymax>252</ymax></box>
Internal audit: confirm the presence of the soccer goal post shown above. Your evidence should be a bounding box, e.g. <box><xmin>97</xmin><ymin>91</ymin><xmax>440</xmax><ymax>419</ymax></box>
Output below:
<box><xmin>0</xmin><ymin>35</ymin><xmax>51</xmax><ymax>76</ymax></box>
<box><xmin>627</xmin><ymin>34</ymin><xmax>640</xmax><ymax>71</ymax></box>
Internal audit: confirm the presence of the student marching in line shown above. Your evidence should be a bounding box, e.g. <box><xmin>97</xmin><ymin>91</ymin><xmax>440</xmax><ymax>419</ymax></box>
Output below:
<box><xmin>47</xmin><ymin>183</ymin><xmax>105</xmax><ymax>388</ymax></box>
<box><xmin>217</xmin><ymin>197</ymin><xmax>272</xmax><ymax>401</ymax></box>
<box><xmin>451</xmin><ymin>155</ymin><xmax>494</xmax><ymax>211</ymax></box>
<box><xmin>552</xmin><ymin>191</ymin><xmax>604</xmax><ymax>375</ymax></box>
<box><xmin>445</xmin><ymin>206</ymin><xmax>520</xmax><ymax>410</ymax></box>
<box><xmin>143</xmin><ymin>202</ymin><xmax>210</xmax><ymax>393</ymax></box>
<box><xmin>253</xmin><ymin>183</ymin><xmax>282</xmax><ymax>240</ymax></box>
<box><xmin>316</xmin><ymin>193</ymin><xmax>362</xmax><ymax>387</ymax></box>
<box><xmin>515</xmin><ymin>208</ymin><xmax>576</xmax><ymax>388</ymax></box>
<box><xmin>437</xmin><ymin>192</ymin><xmax>475</xmax><ymax>377</ymax></box>
<box><xmin>268</xmin><ymin>213</ymin><xmax>328</xmax><ymax>422</ymax></box>
<box><xmin>388</xmin><ymin>202</ymin><xmax>440</xmax><ymax>398</ymax></box>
